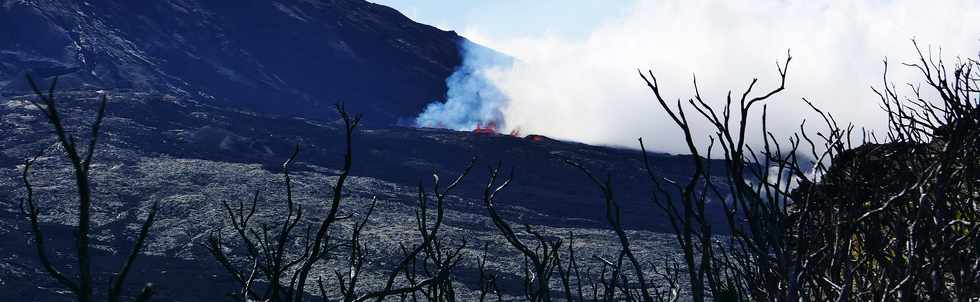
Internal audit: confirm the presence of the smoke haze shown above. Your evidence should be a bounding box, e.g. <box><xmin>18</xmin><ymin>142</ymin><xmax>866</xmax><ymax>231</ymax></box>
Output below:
<box><xmin>416</xmin><ymin>0</ymin><xmax>980</xmax><ymax>154</ymax></box>
<box><xmin>414</xmin><ymin>41</ymin><xmax>513</xmax><ymax>130</ymax></box>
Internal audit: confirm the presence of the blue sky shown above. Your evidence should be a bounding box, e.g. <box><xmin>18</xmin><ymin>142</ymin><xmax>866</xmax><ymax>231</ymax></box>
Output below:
<box><xmin>369</xmin><ymin>0</ymin><xmax>980</xmax><ymax>154</ymax></box>
<box><xmin>370</xmin><ymin>1</ymin><xmax>635</xmax><ymax>41</ymax></box>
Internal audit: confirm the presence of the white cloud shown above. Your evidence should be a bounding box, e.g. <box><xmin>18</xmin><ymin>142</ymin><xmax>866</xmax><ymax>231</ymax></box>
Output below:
<box><xmin>463</xmin><ymin>0</ymin><xmax>980</xmax><ymax>154</ymax></box>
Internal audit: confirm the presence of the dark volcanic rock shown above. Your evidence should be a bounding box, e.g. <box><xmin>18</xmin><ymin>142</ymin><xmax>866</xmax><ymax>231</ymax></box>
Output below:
<box><xmin>1</xmin><ymin>0</ymin><xmax>464</xmax><ymax>125</ymax></box>
<box><xmin>0</xmin><ymin>1</ymin><xmax>710</xmax><ymax>299</ymax></box>
<box><xmin>0</xmin><ymin>90</ymin><xmax>706</xmax><ymax>301</ymax></box>
<box><xmin>1</xmin><ymin>91</ymin><xmax>722</xmax><ymax>231</ymax></box>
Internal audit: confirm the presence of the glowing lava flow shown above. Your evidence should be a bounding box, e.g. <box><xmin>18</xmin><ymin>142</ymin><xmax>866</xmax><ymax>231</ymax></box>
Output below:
<box><xmin>472</xmin><ymin>122</ymin><xmax>498</xmax><ymax>134</ymax></box>
<box><xmin>471</xmin><ymin>122</ymin><xmax>537</xmax><ymax>141</ymax></box>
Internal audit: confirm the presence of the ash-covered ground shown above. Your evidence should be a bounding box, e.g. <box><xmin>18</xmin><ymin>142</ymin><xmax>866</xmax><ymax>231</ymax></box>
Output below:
<box><xmin>0</xmin><ymin>91</ymin><xmax>717</xmax><ymax>300</ymax></box>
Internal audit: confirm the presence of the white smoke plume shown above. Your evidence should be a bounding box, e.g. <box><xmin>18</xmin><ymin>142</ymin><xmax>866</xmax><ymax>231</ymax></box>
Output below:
<box><xmin>417</xmin><ymin>0</ymin><xmax>980</xmax><ymax>154</ymax></box>
<box><xmin>414</xmin><ymin>41</ymin><xmax>513</xmax><ymax>130</ymax></box>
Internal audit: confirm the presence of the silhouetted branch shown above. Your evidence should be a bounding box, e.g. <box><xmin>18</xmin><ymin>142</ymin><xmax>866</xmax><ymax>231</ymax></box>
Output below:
<box><xmin>482</xmin><ymin>164</ymin><xmax>561</xmax><ymax>301</ymax></box>
<box><xmin>21</xmin><ymin>74</ymin><xmax>159</xmax><ymax>301</ymax></box>
<box><xmin>563</xmin><ymin>159</ymin><xmax>653</xmax><ymax>302</ymax></box>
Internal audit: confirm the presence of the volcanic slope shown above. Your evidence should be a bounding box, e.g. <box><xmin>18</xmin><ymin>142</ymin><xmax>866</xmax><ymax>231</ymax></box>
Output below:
<box><xmin>0</xmin><ymin>90</ymin><xmax>720</xmax><ymax>300</ymax></box>
<box><xmin>0</xmin><ymin>0</ymin><xmax>467</xmax><ymax>125</ymax></box>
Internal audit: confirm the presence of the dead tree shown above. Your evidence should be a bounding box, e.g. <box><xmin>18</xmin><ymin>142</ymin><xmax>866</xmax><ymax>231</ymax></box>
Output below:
<box><xmin>800</xmin><ymin>41</ymin><xmax>980</xmax><ymax>301</ymax></box>
<box><xmin>563</xmin><ymin>159</ymin><xmax>655</xmax><ymax>301</ymax></box>
<box><xmin>205</xmin><ymin>145</ymin><xmax>316</xmax><ymax>301</ymax></box>
<box><xmin>208</xmin><ymin>106</ymin><xmax>472</xmax><ymax>301</ymax></box>
<box><xmin>637</xmin><ymin>40</ymin><xmax>979</xmax><ymax>301</ymax></box>
<box><xmin>19</xmin><ymin>75</ymin><xmax>159</xmax><ymax>302</ymax></box>
<box><xmin>637</xmin><ymin>50</ymin><xmax>822</xmax><ymax>301</ymax></box>
<box><xmin>555</xmin><ymin>232</ymin><xmax>590</xmax><ymax>302</ymax></box>
<box><xmin>481</xmin><ymin>165</ymin><xmax>562</xmax><ymax>302</ymax></box>
<box><xmin>378</xmin><ymin>160</ymin><xmax>476</xmax><ymax>302</ymax></box>
<box><xmin>476</xmin><ymin>243</ymin><xmax>504</xmax><ymax>302</ymax></box>
<box><xmin>635</xmin><ymin>50</ymin><xmax>792</xmax><ymax>301</ymax></box>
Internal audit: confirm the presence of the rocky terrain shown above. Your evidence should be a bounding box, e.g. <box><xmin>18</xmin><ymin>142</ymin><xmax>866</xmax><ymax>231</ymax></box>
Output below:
<box><xmin>1</xmin><ymin>0</ymin><xmax>470</xmax><ymax>125</ymax></box>
<box><xmin>0</xmin><ymin>1</ymin><xmax>725</xmax><ymax>300</ymax></box>
<box><xmin>0</xmin><ymin>90</ymin><xmax>722</xmax><ymax>300</ymax></box>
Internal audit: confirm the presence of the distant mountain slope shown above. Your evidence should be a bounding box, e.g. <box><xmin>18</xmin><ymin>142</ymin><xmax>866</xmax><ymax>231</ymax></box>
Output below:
<box><xmin>0</xmin><ymin>0</ymin><xmax>464</xmax><ymax>125</ymax></box>
<box><xmin>0</xmin><ymin>3</ymin><xmax>718</xmax><ymax>299</ymax></box>
<box><xmin>0</xmin><ymin>90</ymin><xmax>710</xmax><ymax>300</ymax></box>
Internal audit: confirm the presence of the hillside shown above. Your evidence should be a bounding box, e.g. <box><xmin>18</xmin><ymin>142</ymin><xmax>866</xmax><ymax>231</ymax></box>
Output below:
<box><xmin>0</xmin><ymin>87</ymin><xmax>720</xmax><ymax>300</ymax></box>
<box><xmin>0</xmin><ymin>1</ymin><xmax>726</xmax><ymax>300</ymax></box>
<box><xmin>1</xmin><ymin>0</ymin><xmax>465</xmax><ymax>125</ymax></box>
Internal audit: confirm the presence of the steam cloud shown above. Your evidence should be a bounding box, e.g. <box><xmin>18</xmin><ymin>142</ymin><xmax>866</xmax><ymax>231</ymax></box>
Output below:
<box><xmin>418</xmin><ymin>0</ymin><xmax>980</xmax><ymax>154</ymax></box>
<box><xmin>414</xmin><ymin>41</ymin><xmax>512</xmax><ymax>130</ymax></box>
